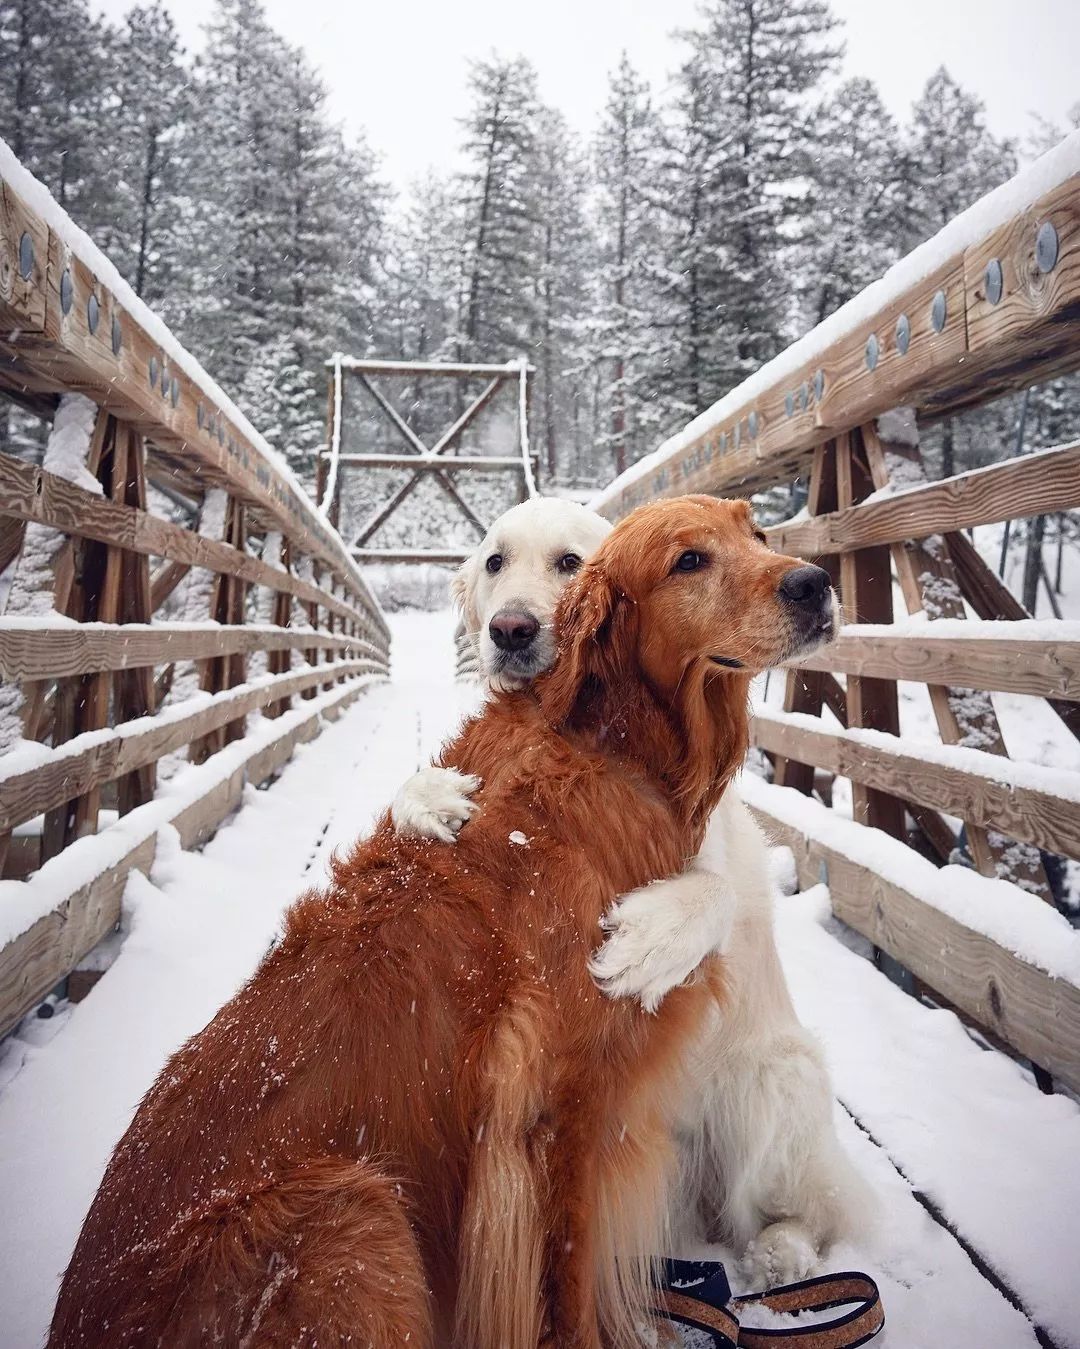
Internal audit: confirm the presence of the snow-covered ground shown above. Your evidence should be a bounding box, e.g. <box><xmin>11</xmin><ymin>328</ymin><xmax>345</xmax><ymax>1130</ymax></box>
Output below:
<box><xmin>0</xmin><ymin>609</ymin><xmax>1078</xmax><ymax>1347</ymax></box>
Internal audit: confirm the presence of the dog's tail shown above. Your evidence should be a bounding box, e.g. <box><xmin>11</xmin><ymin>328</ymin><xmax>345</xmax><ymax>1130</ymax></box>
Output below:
<box><xmin>456</xmin><ymin>990</ymin><xmax>550</xmax><ymax>1349</ymax></box>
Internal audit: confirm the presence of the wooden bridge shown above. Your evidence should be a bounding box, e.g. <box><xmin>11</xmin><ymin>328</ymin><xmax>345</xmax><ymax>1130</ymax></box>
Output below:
<box><xmin>1</xmin><ymin>133</ymin><xmax>1080</xmax><ymax>1346</ymax></box>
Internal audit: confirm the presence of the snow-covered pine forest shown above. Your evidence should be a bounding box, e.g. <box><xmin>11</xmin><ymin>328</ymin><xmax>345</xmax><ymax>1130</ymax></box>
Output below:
<box><xmin>4</xmin><ymin>0</ymin><xmax>1079</xmax><ymax>507</ymax></box>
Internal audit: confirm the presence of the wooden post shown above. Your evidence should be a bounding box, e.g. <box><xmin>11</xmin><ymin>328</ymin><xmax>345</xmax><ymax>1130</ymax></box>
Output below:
<box><xmin>863</xmin><ymin>417</ymin><xmax>1052</xmax><ymax>899</ymax></box>
<box><xmin>834</xmin><ymin>430</ymin><xmax>906</xmax><ymax>839</ymax></box>
<box><xmin>191</xmin><ymin>496</ymin><xmax>248</xmax><ymax>763</ymax></box>
<box><xmin>772</xmin><ymin>443</ymin><xmax>845</xmax><ymax>794</ymax></box>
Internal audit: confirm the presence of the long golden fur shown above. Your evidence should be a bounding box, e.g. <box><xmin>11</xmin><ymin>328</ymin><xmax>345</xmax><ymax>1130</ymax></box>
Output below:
<box><xmin>51</xmin><ymin>496</ymin><xmax>820</xmax><ymax>1348</ymax></box>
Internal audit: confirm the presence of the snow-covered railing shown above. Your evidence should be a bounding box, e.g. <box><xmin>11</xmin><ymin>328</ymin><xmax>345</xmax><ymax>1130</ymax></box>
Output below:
<box><xmin>0</xmin><ymin>144</ymin><xmax>391</xmax><ymax>1038</ymax></box>
<box><xmin>590</xmin><ymin>140</ymin><xmax>1080</xmax><ymax>1094</ymax></box>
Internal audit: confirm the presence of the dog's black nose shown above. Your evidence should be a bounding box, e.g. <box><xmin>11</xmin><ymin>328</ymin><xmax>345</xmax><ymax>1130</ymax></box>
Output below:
<box><xmin>778</xmin><ymin>564</ymin><xmax>831</xmax><ymax>607</ymax></box>
<box><xmin>489</xmin><ymin>610</ymin><xmax>540</xmax><ymax>652</ymax></box>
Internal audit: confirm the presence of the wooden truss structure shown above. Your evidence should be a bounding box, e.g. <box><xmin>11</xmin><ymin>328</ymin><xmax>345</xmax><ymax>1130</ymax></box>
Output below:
<box><xmin>320</xmin><ymin>357</ymin><xmax>537</xmax><ymax>564</ymax></box>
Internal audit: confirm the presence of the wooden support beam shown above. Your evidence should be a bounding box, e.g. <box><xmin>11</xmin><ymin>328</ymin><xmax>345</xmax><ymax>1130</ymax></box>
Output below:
<box><xmin>748</xmin><ymin>789</ymin><xmax>1080</xmax><ymax>1095</ymax></box>
<box><xmin>751</xmin><ymin>710</ymin><xmax>1080</xmax><ymax>862</ymax></box>
<box><xmin>0</xmin><ymin>658</ymin><xmax>379</xmax><ymax>834</ymax></box>
<box><xmin>429</xmin><ymin>376</ymin><xmax>504</xmax><ymax>455</ymax></box>
<box><xmin>330</xmin><ymin>453</ymin><xmax>526</xmax><ymax>473</ymax></box>
<box><xmin>861</xmin><ymin>420</ymin><xmax>1050</xmax><ymax>897</ymax></box>
<box><xmin>767</xmin><ymin>442</ymin><xmax>1080</xmax><ymax>558</ymax></box>
<box><xmin>352</xmin><ymin>547</ymin><xmax>471</xmax><ymax>566</ymax></box>
<box><xmin>835</xmin><ymin>431</ymin><xmax>906</xmax><ymax>838</ymax></box>
<box><xmin>791</xmin><ymin>627</ymin><xmax>1080</xmax><ymax>701</ymax></box>
<box><xmin>0</xmin><ymin>452</ymin><xmax>383</xmax><ymax>636</ymax></box>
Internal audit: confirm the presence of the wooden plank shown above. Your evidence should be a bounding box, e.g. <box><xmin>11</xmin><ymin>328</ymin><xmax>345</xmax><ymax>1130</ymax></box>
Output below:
<box><xmin>792</xmin><ymin>629</ymin><xmax>1080</xmax><ymax>701</ymax></box>
<box><xmin>945</xmin><ymin>531</ymin><xmax>1080</xmax><ymax>740</ymax></box>
<box><xmin>0</xmin><ymin>624</ymin><xmax>380</xmax><ymax>681</ymax></box>
<box><xmin>0</xmin><ymin>660</ymin><xmax>377</xmax><ymax>834</ymax></box>
<box><xmin>352</xmin><ymin>547</ymin><xmax>471</xmax><ymax>565</ymax></box>
<box><xmin>429</xmin><ymin>376</ymin><xmax>505</xmax><ymax>455</ymax></box>
<box><xmin>333</xmin><ymin>453</ymin><xmax>525</xmax><ymax>472</ymax></box>
<box><xmin>0</xmin><ymin>453</ymin><xmax>383</xmax><ymax>638</ymax></box>
<box><xmin>751</xmin><ymin>710</ymin><xmax>1080</xmax><ymax>861</ymax></box>
<box><xmin>767</xmin><ymin>442</ymin><xmax>1080</xmax><ymax>557</ymax></box>
<box><xmin>339</xmin><ymin>359</ymin><xmax>527</xmax><ymax>378</ymax></box>
<box><xmin>194</xmin><ymin>496</ymin><xmax>248</xmax><ymax>760</ymax></box>
<box><xmin>0</xmin><ymin>188</ymin><xmax>382</xmax><ymax>619</ymax></box>
<box><xmin>860</xmin><ymin>420</ymin><xmax>1049</xmax><ymax>896</ymax></box>
<box><xmin>594</xmin><ymin>169</ymin><xmax>1080</xmax><ymax>521</ymax></box>
<box><xmin>748</xmin><ymin>798</ymin><xmax>1080</xmax><ymax>1093</ymax></box>
<box><xmin>0</xmin><ymin>676</ymin><xmax>376</xmax><ymax>1037</ymax></box>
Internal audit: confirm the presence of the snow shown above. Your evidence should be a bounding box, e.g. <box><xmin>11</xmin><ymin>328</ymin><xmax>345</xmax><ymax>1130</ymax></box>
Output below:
<box><xmin>591</xmin><ymin>129</ymin><xmax>1080</xmax><ymax>514</ymax></box>
<box><xmin>0</xmin><ymin>610</ymin><xmax>1077</xmax><ymax>1347</ymax></box>
<box><xmin>741</xmin><ymin>773</ymin><xmax>1080</xmax><ymax>984</ymax></box>
<box><xmin>754</xmin><ymin>704</ymin><xmax>1080</xmax><ymax>803</ymax></box>
<box><xmin>320</xmin><ymin>354</ymin><xmax>344</xmax><ymax>520</ymax></box>
<box><xmin>0</xmin><ymin>137</ymin><xmax>376</xmax><ymax>615</ymax></box>
<box><xmin>0</xmin><ymin>673</ymin><xmax>382</xmax><ymax>951</ymax></box>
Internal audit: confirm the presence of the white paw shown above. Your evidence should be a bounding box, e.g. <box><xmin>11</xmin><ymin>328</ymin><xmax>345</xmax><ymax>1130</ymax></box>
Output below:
<box><xmin>391</xmin><ymin>766</ymin><xmax>481</xmax><ymax>844</ymax></box>
<box><xmin>588</xmin><ymin>874</ymin><xmax>733</xmax><ymax>1014</ymax></box>
<box><xmin>741</xmin><ymin>1222</ymin><xmax>818</xmax><ymax>1288</ymax></box>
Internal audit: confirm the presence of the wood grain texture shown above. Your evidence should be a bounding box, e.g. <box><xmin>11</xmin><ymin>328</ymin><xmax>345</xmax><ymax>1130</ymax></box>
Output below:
<box><xmin>751</xmin><ymin>712</ymin><xmax>1080</xmax><ymax>861</ymax></box>
<box><xmin>0</xmin><ymin>660</ymin><xmax>377</xmax><ymax>832</ymax></box>
<box><xmin>791</xmin><ymin>631</ymin><xmax>1080</xmax><ymax>701</ymax></box>
<box><xmin>595</xmin><ymin>170</ymin><xmax>1080</xmax><ymax>521</ymax></box>
<box><xmin>0</xmin><ymin>195</ymin><xmax>383</xmax><ymax>623</ymax></box>
<box><xmin>0</xmin><ymin>624</ymin><xmax>381</xmax><ymax>680</ymax></box>
<box><xmin>0</xmin><ymin>453</ymin><xmax>383</xmax><ymax>641</ymax></box>
<box><xmin>766</xmin><ymin>442</ymin><xmax>1080</xmax><ymax>557</ymax></box>
<box><xmin>0</xmin><ymin>676</ymin><xmax>376</xmax><ymax>1038</ymax></box>
<box><xmin>749</xmin><ymin>802</ymin><xmax>1080</xmax><ymax>1092</ymax></box>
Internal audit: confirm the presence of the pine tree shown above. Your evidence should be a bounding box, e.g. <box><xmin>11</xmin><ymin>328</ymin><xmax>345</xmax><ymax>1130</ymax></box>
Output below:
<box><xmin>902</xmin><ymin>67</ymin><xmax>1015</xmax><ymax>246</ymax></box>
<box><xmin>532</xmin><ymin>110</ymin><xmax>593</xmax><ymax>480</ymax></box>
<box><xmin>587</xmin><ymin>56</ymin><xmax>669</xmax><ymax>475</ymax></box>
<box><xmin>457</xmin><ymin>56</ymin><xmax>542</xmax><ymax>362</ymax></box>
<box><xmin>661</xmin><ymin>0</ymin><xmax>842</xmax><ymax>412</ymax></box>
<box><xmin>104</xmin><ymin>3</ymin><xmax>190</xmax><ymax>305</ymax></box>
<box><xmin>799</xmin><ymin>78</ymin><xmax>908</xmax><ymax>327</ymax></box>
<box><xmin>0</xmin><ymin>0</ymin><xmax>114</xmax><ymax>233</ymax></box>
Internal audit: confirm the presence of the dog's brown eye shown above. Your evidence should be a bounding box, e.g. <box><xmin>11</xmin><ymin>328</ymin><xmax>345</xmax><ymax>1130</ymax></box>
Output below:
<box><xmin>556</xmin><ymin>553</ymin><xmax>581</xmax><ymax>574</ymax></box>
<box><xmin>673</xmin><ymin>550</ymin><xmax>703</xmax><ymax>572</ymax></box>
<box><xmin>753</xmin><ymin>529</ymin><xmax>767</xmax><ymax>545</ymax></box>
<box><xmin>485</xmin><ymin>554</ymin><xmax>503</xmax><ymax>575</ymax></box>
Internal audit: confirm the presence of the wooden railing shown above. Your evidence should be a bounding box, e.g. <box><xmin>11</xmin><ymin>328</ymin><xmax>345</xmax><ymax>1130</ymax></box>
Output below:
<box><xmin>0</xmin><ymin>144</ymin><xmax>390</xmax><ymax>1037</ymax></box>
<box><xmin>593</xmin><ymin>133</ymin><xmax>1080</xmax><ymax>1093</ymax></box>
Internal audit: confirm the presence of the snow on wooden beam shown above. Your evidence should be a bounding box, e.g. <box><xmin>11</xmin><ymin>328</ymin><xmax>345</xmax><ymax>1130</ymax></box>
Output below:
<box><xmin>593</xmin><ymin>130</ymin><xmax>1080</xmax><ymax>520</ymax></box>
<box><xmin>743</xmin><ymin>774</ymin><xmax>1080</xmax><ymax>1093</ymax></box>
<box><xmin>353</xmin><ymin>547</ymin><xmax>472</xmax><ymax>566</ymax></box>
<box><xmin>766</xmin><ymin>441</ymin><xmax>1080</xmax><ymax>557</ymax></box>
<box><xmin>332</xmin><ymin>453</ymin><xmax>526</xmax><ymax>473</ymax></box>
<box><xmin>0</xmin><ymin>139</ymin><xmax>383</xmax><ymax>630</ymax></box>
<box><xmin>333</xmin><ymin>358</ymin><xmax>534</xmax><ymax>377</ymax></box>
<box><xmin>789</xmin><ymin>620</ymin><xmax>1080</xmax><ymax>701</ymax></box>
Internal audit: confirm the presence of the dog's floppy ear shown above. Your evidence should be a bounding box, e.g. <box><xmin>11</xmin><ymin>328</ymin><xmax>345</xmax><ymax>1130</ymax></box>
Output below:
<box><xmin>450</xmin><ymin>553</ymin><xmax>481</xmax><ymax>634</ymax></box>
<box><xmin>539</xmin><ymin>560</ymin><xmax>629</xmax><ymax>727</ymax></box>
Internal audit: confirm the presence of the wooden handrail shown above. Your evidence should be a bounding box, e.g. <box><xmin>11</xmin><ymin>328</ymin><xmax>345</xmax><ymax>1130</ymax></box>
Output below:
<box><xmin>592</xmin><ymin>136</ymin><xmax>1080</xmax><ymax>518</ymax></box>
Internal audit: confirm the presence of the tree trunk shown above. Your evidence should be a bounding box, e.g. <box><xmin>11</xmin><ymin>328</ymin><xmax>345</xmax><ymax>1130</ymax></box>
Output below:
<box><xmin>1022</xmin><ymin>514</ymin><xmax>1046</xmax><ymax>614</ymax></box>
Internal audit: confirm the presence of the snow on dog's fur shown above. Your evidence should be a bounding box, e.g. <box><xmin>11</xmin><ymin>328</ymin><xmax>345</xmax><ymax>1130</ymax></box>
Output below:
<box><xmin>395</xmin><ymin>494</ymin><xmax>871</xmax><ymax>1284</ymax></box>
<box><xmin>51</xmin><ymin>496</ymin><xmax>824</xmax><ymax>1348</ymax></box>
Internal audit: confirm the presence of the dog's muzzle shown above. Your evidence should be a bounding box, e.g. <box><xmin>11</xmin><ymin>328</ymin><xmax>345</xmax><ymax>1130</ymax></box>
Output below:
<box><xmin>779</xmin><ymin>564</ymin><xmax>837</xmax><ymax>657</ymax></box>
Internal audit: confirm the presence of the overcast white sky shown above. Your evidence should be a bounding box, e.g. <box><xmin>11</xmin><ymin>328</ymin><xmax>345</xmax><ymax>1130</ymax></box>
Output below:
<box><xmin>95</xmin><ymin>0</ymin><xmax>1080</xmax><ymax>192</ymax></box>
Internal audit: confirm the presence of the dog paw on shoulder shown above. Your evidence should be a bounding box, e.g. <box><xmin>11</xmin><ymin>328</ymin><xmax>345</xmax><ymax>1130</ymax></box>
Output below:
<box><xmin>588</xmin><ymin>874</ymin><xmax>733</xmax><ymax>1014</ymax></box>
<box><xmin>391</xmin><ymin>766</ymin><xmax>481</xmax><ymax>844</ymax></box>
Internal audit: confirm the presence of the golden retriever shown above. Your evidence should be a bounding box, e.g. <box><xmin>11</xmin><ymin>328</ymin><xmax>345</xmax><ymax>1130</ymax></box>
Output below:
<box><xmin>51</xmin><ymin>496</ymin><xmax>833</xmax><ymax>1348</ymax></box>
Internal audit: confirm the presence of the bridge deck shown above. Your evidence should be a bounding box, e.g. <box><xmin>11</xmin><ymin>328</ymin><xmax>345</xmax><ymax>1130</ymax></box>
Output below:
<box><xmin>0</xmin><ymin>612</ymin><xmax>1076</xmax><ymax>1348</ymax></box>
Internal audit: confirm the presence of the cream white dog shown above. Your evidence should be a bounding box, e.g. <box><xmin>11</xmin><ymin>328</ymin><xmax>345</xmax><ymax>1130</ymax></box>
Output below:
<box><xmin>392</xmin><ymin>495</ymin><xmax>869</xmax><ymax>1283</ymax></box>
